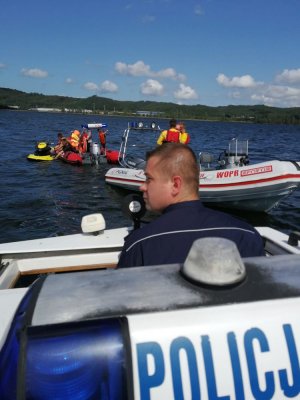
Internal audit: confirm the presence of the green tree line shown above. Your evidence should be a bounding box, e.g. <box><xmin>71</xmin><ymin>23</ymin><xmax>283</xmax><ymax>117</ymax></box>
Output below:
<box><xmin>1</xmin><ymin>87</ymin><xmax>300</xmax><ymax>124</ymax></box>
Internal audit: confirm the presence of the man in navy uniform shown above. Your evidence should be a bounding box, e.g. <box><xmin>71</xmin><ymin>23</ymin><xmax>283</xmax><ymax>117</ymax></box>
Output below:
<box><xmin>118</xmin><ymin>143</ymin><xmax>264</xmax><ymax>268</ymax></box>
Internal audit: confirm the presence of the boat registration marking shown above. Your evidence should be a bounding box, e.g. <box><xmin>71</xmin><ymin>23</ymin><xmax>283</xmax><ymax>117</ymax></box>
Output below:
<box><xmin>214</xmin><ymin>165</ymin><xmax>273</xmax><ymax>179</ymax></box>
<box><xmin>241</xmin><ymin>165</ymin><xmax>273</xmax><ymax>177</ymax></box>
<box><xmin>216</xmin><ymin>169</ymin><xmax>239</xmax><ymax>178</ymax></box>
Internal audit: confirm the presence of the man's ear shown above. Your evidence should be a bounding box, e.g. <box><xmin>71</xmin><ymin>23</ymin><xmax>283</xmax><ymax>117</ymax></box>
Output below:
<box><xmin>172</xmin><ymin>175</ymin><xmax>182</xmax><ymax>195</ymax></box>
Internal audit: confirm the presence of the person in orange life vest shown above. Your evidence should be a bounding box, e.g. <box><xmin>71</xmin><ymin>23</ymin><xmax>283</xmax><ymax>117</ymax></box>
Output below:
<box><xmin>156</xmin><ymin>119</ymin><xmax>180</xmax><ymax>145</ymax></box>
<box><xmin>176</xmin><ymin>121</ymin><xmax>190</xmax><ymax>144</ymax></box>
<box><xmin>69</xmin><ymin>130</ymin><xmax>81</xmax><ymax>151</ymax></box>
<box><xmin>79</xmin><ymin>130</ymin><xmax>92</xmax><ymax>154</ymax></box>
<box><xmin>98</xmin><ymin>129</ymin><xmax>107</xmax><ymax>155</ymax></box>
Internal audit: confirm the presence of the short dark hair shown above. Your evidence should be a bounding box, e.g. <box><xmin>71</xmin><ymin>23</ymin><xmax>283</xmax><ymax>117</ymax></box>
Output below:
<box><xmin>146</xmin><ymin>143</ymin><xmax>199</xmax><ymax>194</ymax></box>
<box><xmin>169</xmin><ymin>118</ymin><xmax>177</xmax><ymax>128</ymax></box>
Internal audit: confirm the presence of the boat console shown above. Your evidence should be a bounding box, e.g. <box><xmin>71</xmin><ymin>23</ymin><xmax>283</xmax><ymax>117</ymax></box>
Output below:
<box><xmin>219</xmin><ymin>138</ymin><xmax>249</xmax><ymax>168</ymax></box>
<box><xmin>199</xmin><ymin>138</ymin><xmax>249</xmax><ymax>171</ymax></box>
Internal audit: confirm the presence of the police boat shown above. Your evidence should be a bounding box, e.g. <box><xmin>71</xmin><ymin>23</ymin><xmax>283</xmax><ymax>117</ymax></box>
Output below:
<box><xmin>0</xmin><ymin>195</ymin><xmax>300</xmax><ymax>398</ymax></box>
<box><xmin>0</xmin><ymin>193</ymin><xmax>299</xmax><ymax>291</ymax></box>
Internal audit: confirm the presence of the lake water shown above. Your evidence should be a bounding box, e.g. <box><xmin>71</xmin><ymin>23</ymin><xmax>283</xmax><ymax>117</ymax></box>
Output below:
<box><xmin>0</xmin><ymin>110</ymin><xmax>300</xmax><ymax>244</ymax></box>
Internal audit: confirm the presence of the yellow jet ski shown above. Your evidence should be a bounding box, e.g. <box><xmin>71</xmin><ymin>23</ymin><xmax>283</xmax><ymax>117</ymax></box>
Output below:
<box><xmin>27</xmin><ymin>141</ymin><xmax>55</xmax><ymax>161</ymax></box>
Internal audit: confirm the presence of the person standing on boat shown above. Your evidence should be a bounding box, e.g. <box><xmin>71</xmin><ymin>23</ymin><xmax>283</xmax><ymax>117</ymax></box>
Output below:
<box><xmin>98</xmin><ymin>129</ymin><xmax>107</xmax><ymax>155</ymax></box>
<box><xmin>117</xmin><ymin>143</ymin><xmax>265</xmax><ymax>268</ymax></box>
<box><xmin>176</xmin><ymin>121</ymin><xmax>190</xmax><ymax>144</ymax></box>
<box><xmin>79</xmin><ymin>129</ymin><xmax>92</xmax><ymax>154</ymax></box>
<box><xmin>156</xmin><ymin>118</ymin><xmax>179</xmax><ymax>145</ymax></box>
<box><xmin>69</xmin><ymin>130</ymin><xmax>81</xmax><ymax>151</ymax></box>
<box><xmin>156</xmin><ymin>118</ymin><xmax>190</xmax><ymax>145</ymax></box>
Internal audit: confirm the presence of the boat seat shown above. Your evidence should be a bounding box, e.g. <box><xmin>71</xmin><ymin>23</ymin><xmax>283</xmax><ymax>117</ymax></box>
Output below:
<box><xmin>199</xmin><ymin>152</ymin><xmax>214</xmax><ymax>170</ymax></box>
<box><xmin>124</xmin><ymin>156</ymin><xmax>146</xmax><ymax>169</ymax></box>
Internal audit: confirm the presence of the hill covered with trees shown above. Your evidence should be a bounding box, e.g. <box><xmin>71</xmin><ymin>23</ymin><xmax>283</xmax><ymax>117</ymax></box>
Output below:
<box><xmin>1</xmin><ymin>87</ymin><xmax>300</xmax><ymax>124</ymax></box>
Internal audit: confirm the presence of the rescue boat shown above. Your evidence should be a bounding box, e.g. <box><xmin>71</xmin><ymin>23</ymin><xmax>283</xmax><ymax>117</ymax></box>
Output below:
<box><xmin>27</xmin><ymin>123</ymin><xmax>120</xmax><ymax>166</ymax></box>
<box><xmin>129</xmin><ymin>121</ymin><xmax>161</xmax><ymax>131</ymax></box>
<box><xmin>81</xmin><ymin>123</ymin><xmax>120</xmax><ymax>165</ymax></box>
<box><xmin>57</xmin><ymin>151</ymin><xmax>83</xmax><ymax>165</ymax></box>
<box><xmin>105</xmin><ymin>137</ymin><xmax>300</xmax><ymax>212</ymax></box>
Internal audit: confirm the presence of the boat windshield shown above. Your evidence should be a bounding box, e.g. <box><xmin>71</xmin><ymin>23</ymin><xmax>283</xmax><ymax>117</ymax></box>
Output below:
<box><xmin>228</xmin><ymin>138</ymin><xmax>248</xmax><ymax>156</ymax></box>
<box><xmin>118</xmin><ymin>124</ymin><xmax>161</xmax><ymax>169</ymax></box>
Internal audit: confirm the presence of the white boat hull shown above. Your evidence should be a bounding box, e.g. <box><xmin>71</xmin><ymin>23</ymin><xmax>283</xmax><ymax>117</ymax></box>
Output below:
<box><xmin>105</xmin><ymin>160</ymin><xmax>300</xmax><ymax>212</ymax></box>
<box><xmin>0</xmin><ymin>226</ymin><xmax>130</xmax><ymax>289</ymax></box>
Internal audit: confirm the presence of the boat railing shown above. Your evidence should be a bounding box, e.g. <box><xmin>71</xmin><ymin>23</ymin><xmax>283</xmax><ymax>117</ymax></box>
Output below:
<box><xmin>220</xmin><ymin>138</ymin><xmax>250</xmax><ymax>168</ymax></box>
<box><xmin>118</xmin><ymin>127</ymin><xmax>131</xmax><ymax>166</ymax></box>
<box><xmin>199</xmin><ymin>139</ymin><xmax>250</xmax><ymax>170</ymax></box>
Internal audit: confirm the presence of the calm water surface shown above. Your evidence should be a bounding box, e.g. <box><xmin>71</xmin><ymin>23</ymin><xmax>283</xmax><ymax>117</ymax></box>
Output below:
<box><xmin>0</xmin><ymin>110</ymin><xmax>300</xmax><ymax>244</ymax></box>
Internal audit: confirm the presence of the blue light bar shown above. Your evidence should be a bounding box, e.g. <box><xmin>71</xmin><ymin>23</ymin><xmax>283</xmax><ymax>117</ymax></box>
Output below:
<box><xmin>0</xmin><ymin>285</ymin><xmax>39</xmax><ymax>400</ymax></box>
<box><xmin>25</xmin><ymin>319</ymin><xmax>128</xmax><ymax>400</ymax></box>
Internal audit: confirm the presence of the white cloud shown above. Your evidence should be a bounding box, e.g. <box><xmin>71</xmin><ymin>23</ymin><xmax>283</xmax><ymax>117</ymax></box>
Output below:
<box><xmin>65</xmin><ymin>78</ymin><xmax>74</xmax><ymax>84</ymax></box>
<box><xmin>83</xmin><ymin>82</ymin><xmax>99</xmax><ymax>91</ymax></box>
<box><xmin>83</xmin><ymin>80</ymin><xmax>118</xmax><ymax>93</ymax></box>
<box><xmin>21</xmin><ymin>68</ymin><xmax>48</xmax><ymax>78</ymax></box>
<box><xmin>99</xmin><ymin>80</ymin><xmax>118</xmax><ymax>93</ymax></box>
<box><xmin>174</xmin><ymin>83</ymin><xmax>198</xmax><ymax>100</ymax></box>
<box><xmin>140</xmin><ymin>79</ymin><xmax>164</xmax><ymax>96</ymax></box>
<box><xmin>215</xmin><ymin>70</ymin><xmax>300</xmax><ymax>106</ymax></box>
<box><xmin>156</xmin><ymin>67</ymin><xmax>186</xmax><ymax>81</ymax></box>
<box><xmin>217</xmin><ymin>73</ymin><xmax>259</xmax><ymax>88</ymax></box>
<box><xmin>251</xmin><ymin>84</ymin><xmax>300</xmax><ymax>107</ymax></box>
<box><xmin>275</xmin><ymin>68</ymin><xmax>300</xmax><ymax>85</ymax></box>
<box><xmin>115</xmin><ymin>61</ymin><xmax>152</xmax><ymax>77</ymax></box>
<box><xmin>115</xmin><ymin>60</ymin><xmax>185</xmax><ymax>81</ymax></box>
<box><xmin>0</xmin><ymin>63</ymin><xmax>6</xmax><ymax>69</ymax></box>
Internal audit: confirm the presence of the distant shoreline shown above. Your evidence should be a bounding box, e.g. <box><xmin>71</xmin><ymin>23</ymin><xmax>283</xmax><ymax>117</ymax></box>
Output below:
<box><xmin>0</xmin><ymin>108</ymin><xmax>286</xmax><ymax>126</ymax></box>
<box><xmin>1</xmin><ymin>87</ymin><xmax>300</xmax><ymax>125</ymax></box>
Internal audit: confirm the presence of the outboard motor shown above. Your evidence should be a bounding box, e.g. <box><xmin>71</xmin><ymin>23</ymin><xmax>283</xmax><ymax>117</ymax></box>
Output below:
<box><xmin>89</xmin><ymin>142</ymin><xmax>99</xmax><ymax>165</ymax></box>
<box><xmin>87</xmin><ymin>142</ymin><xmax>106</xmax><ymax>165</ymax></box>
<box><xmin>122</xmin><ymin>194</ymin><xmax>146</xmax><ymax>230</ymax></box>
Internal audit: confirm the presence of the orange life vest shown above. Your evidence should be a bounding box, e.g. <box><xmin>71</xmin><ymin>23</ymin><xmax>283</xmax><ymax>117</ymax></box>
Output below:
<box><xmin>165</xmin><ymin>129</ymin><xmax>180</xmax><ymax>143</ymax></box>
<box><xmin>99</xmin><ymin>131</ymin><xmax>106</xmax><ymax>146</ymax></box>
<box><xmin>69</xmin><ymin>130</ymin><xmax>80</xmax><ymax>150</ymax></box>
<box><xmin>79</xmin><ymin>133</ymin><xmax>88</xmax><ymax>153</ymax></box>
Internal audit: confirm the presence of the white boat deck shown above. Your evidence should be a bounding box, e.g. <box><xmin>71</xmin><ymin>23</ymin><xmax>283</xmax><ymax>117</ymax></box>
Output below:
<box><xmin>0</xmin><ymin>227</ymin><xmax>130</xmax><ymax>255</ymax></box>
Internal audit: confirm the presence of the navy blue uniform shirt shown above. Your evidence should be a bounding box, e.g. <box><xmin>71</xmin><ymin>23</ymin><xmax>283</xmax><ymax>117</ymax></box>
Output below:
<box><xmin>117</xmin><ymin>200</ymin><xmax>265</xmax><ymax>268</ymax></box>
